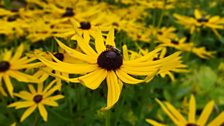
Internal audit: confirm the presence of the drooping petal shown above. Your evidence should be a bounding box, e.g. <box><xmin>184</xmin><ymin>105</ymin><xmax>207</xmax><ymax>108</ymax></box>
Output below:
<box><xmin>78</xmin><ymin>68</ymin><xmax>107</xmax><ymax>90</ymax></box>
<box><xmin>3</xmin><ymin>74</ymin><xmax>13</xmax><ymax>97</ymax></box>
<box><xmin>20</xmin><ymin>105</ymin><xmax>37</xmax><ymax>122</ymax></box>
<box><xmin>188</xmin><ymin>95</ymin><xmax>196</xmax><ymax>123</ymax></box>
<box><xmin>102</xmin><ymin>71</ymin><xmax>123</xmax><ymax>110</ymax></box>
<box><xmin>38</xmin><ymin>104</ymin><xmax>48</xmax><ymax>122</ymax></box>
<box><xmin>115</xmin><ymin>69</ymin><xmax>143</xmax><ymax>84</ymax></box>
<box><xmin>197</xmin><ymin>101</ymin><xmax>215</xmax><ymax>125</ymax></box>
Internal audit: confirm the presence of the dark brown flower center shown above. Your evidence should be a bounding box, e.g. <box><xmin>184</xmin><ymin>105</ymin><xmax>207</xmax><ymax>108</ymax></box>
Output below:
<box><xmin>0</xmin><ymin>61</ymin><xmax>10</xmax><ymax>72</ymax></box>
<box><xmin>186</xmin><ymin>123</ymin><xmax>198</xmax><ymax>126</ymax></box>
<box><xmin>171</xmin><ymin>40</ymin><xmax>179</xmax><ymax>44</ymax></box>
<box><xmin>62</xmin><ymin>7</ymin><xmax>74</xmax><ymax>17</ymax></box>
<box><xmin>7</xmin><ymin>15</ymin><xmax>19</xmax><ymax>22</ymax></box>
<box><xmin>80</xmin><ymin>21</ymin><xmax>91</xmax><ymax>30</ymax></box>
<box><xmin>197</xmin><ymin>17</ymin><xmax>208</xmax><ymax>23</ymax></box>
<box><xmin>54</xmin><ymin>53</ymin><xmax>64</xmax><ymax>61</ymax></box>
<box><xmin>33</xmin><ymin>94</ymin><xmax>43</xmax><ymax>103</ymax></box>
<box><xmin>97</xmin><ymin>45</ymin><xmax>123</xmax><ymax>70</ymax></box>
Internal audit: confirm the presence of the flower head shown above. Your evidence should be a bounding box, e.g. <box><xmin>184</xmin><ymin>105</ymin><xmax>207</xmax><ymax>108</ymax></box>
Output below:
<box><xmin>0</xmin><ymin>44</ymin><xmax>40</xmax><ymax>97</ymax></box>
<box><xmin>8</xmin><ymin>80</ymin><xmax>64</xmax><ymax>122</ymax></box>
<box><xmin>37</xmin><ymin>29</ymin><xmax>181</xmax><ymax>110</ymax></box>
<box><xmin>146</xmin><ymin>95</ymin><xmax>224</xmax><ymax>126</ymax></box>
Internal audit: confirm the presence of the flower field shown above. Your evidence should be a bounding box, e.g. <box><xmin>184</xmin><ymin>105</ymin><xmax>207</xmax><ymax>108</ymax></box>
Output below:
<box><xmin>0</xmin><ymin>0</ymin><xmax>224</xmax><ymax>126</ymax></box>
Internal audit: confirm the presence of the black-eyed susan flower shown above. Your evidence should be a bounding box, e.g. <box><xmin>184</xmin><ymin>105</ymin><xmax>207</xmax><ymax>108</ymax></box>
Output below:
<box><xmin>8</xmin><ymin>80</ymin><xmax>64</xmax><ymax>122</ymax></box>
<box><xmin>158</xmin><ymin>37</ymin><xmax>215</xmax><ymax>59</ymax></box>
<box><xmin>37</xmin><ymin>29</ymin><xmax>182</xmax><ymax>110</ymax></box>
<box><xmin>0</xmin><ymin>44</ymin><xmax>40</xmax><ymax>97</ymax></box>
<box><xmin>174</xmin><ymin>9</ymin><xmax>224</xmax><ymax>34</ymax></box>
<box><xmin>146</xmin><ymin>95</ymin><xmax>224</xmax><ymax>126</ymax></box>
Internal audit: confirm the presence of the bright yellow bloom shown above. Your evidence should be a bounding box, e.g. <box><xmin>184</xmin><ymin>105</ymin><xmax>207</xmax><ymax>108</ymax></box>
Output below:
<box><xmin>174</xmin><ymin>9</ymin><xmax>224</xmax><ymax>34</ymax></box>
<box><xmin>37</xmin><ymin>29</ymin><xmax>181</xmax><ymax>110</ymax></box>
<box><xmin>146</xmin><ymin>95</ymin><xmax>224</xmax><ymax>126</ymax></box>
<box><xmin>0</xmin><ymin>44</ymin><xmax>40</xmax><ymax>97</ymax></box>
<box><xmin>8</xmin><ymin>80</ymin><xmax>64</xmax><ymax>122</ymax></box>
<box><xmin>158</xmin><ymin>37</ymin><xmax>215</xmax><ymax>59</ymax></box>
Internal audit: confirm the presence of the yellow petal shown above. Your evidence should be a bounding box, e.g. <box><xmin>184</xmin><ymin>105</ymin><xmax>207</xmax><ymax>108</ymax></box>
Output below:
<box><xmin>145</xmin><ymin>119</ymin><xmax>167</xmax><ymax>126</ymax></box>
<box><xmin>55</xmin><ymin>39</ymin><xmax>96</xmax><ymax>63</ymax></box>
<box><xmin>28</xmin><ymin>85</ymin><xmax>36</xmax><ymax>94</ymax></box>
<box><xmin>20</xmin><ymin>105</ymin><xmax>37</xmax><ymax>122</ymax></box>
<box><xmin>102</xmin><ymin>71</ymin><xmax>123</xmax><ymax>110</ymax></box>
<box><xmin>78</xmin><ymin>68</ymin><xmax>107</xmax><ymax>90</ymax></box>
<box><xmin>43</xmin><ymin>80</ymin><xmax>57</xmax><ymax>94</ymax></box>
<box><xmin>42</xmin><ymin>99</ymin><xmax>59</xmax><ymax>107</ymax></box>
<box><xmin>208</xmin><ymin>112</ymin><xmax>224</xmax><ymax>126</ymax></box>
<box><xmin>197</xmin><ymin>101</ymin><xmax>215</xmax><ymax>125</ymax></box>
<box><xmin>14</xmin><ymin>91</ymin><xmax>33</xmax><ymax>100</ymax></box>
<box><xmin>8</xmin><ymin>101</ymin><xmax>34</xmax><ymax>108</ymax></box>
<box><xmin>106</xmin><ymin>28</ymin><xmax>115</xmax><ymax>47</ymax></box>
<box><xmin>11</xmin><ymin>44</ymin><xmax>24</xmax><ymax>62</ymax></box>
<box><xmin>8</xmin><ymin>71</ymin><xmax>40</xmax><ymax>83</ymax></box>
<box><xmin>3</xmin><ymin>74</ymin><xmax>13</xmax><ymax>97</ymax></box>
<box><xmin>122</xmin><ymin>45</ymin><xmax>129</xmax><ymax>61</ymax></box>
<box><xmin>93</xmin><ymin>30</ymin><xmax>106</xmax><ymax>53</ymax></box>
<box><xmin>155</xmin><ymin>99</ymin><xmax>180</xmax><ymax>125</ymax></box>
<box><xmin>3</xmin><ymin>50</ymin><xmax>12</xmax><ymax>61</ymax></box>
<box><xmin>115</xmin><ymin>69</ymin><xmax>143</xmax><ymax>84</ymax></box>
<box><xmin>188</xmin><ymin>95</ymin><xmax>196</xmax><ymax>123</ymax></box>
<box><xmin>75</xmin><ymin>34</ymin><xmax>98</xmax><ymax>57</ymax></box>
<box><xmin>37</xmin><ymin>55</ymin><xmax>98</xmax><ymax>74</ymax></box>
<box><xmin>194</xmin><ymin>9</ymin><xmax>202</xmax><ymax>19</ymax></box>
<box><xmin>164</xmin><ymin>102</ymin><xmax>187</xmax><ymax>123</ymax></box>
<box><xmin>38</xmin><ymin>104</ymin><xmax>48</xmax><ymax>122</ymax></box>
<box><xmin>47</xmin><ymin>95</ymin><xmax>64</xmax><ymax>100</ymax></box>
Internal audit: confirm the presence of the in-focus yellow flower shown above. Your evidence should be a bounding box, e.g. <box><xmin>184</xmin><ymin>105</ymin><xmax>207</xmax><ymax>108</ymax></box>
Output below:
<box><xmin>37</xmin><ymin>29</ymin><xmax>180</xmax><ymax>110</ymax></box>
<box><xmin>0</xmin><ymin>44</ymin><xmax>40</xmax><ymax>97</ymax></box>
<box><xmin>146</xmin><ymin>95</ymin><xmax>224</xmax><ymax>126</ymax></box>
<box><xmin>8</xmin><ymin>80</ymin><xmax>64</xmax><ymax>122</ymax></box>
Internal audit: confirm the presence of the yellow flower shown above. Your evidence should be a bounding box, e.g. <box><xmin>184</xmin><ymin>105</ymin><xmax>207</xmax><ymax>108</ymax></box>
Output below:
<box><xmin>37</xmin><ymin>29</ymin><xmax>180</xmax><ymax>110</ymax></box>
<box><xmin>0</xmin><ymin>44</ymin><xmax>40</xmax><ymax>97</ymax></box>
<box><xmin>158</xmin><ymin>37</ymin><xmax>215</xmax><ymax>59</ymax></box>
<box><xmin>8</xmin><ymin>80</ymin><xmax>64</xmax><ymax>122</ymax></box>
<box><xmin>174</xmin><ymin>9</ymin><xmax>224</xmax><ymax>34</ymax></box>
<box><xmin>146</xmin><ymin>95</ymin><xmax>224</xmax><ymax>126</ymax></box>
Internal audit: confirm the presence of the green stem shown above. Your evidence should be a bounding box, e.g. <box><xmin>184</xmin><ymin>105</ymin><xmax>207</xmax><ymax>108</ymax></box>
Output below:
<box><xmin>105</xmin><ymin>110</ymin><xmax>111</xmax><ymax>126</ymax></box>
<box><xmin>157</xmin><ymin>0</ymin><xmax>166</xmax><ymax>28</ymax></box>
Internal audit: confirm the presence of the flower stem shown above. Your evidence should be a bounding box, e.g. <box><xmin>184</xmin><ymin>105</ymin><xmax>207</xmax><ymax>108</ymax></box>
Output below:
<box><xmin>105</xmin><ymin>110</ymin><xmax>111</xmax><ymax>126</ymax></box>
